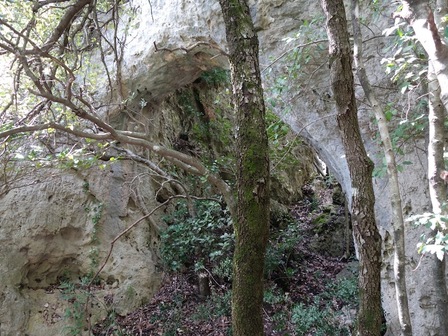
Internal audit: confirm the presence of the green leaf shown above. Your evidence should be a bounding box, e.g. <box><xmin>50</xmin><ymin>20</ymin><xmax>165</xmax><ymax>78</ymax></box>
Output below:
<box><xmin>385</xmin><ymin>110</ymin><xmax>393</xmax><ymax>121</ymax></box>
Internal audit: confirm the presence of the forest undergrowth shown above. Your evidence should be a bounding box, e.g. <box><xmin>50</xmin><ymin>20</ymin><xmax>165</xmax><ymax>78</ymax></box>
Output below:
<box><xmin>93</xmin><ymin>178</ymin><xmax>359</xmax><ymax>336</ymax></box>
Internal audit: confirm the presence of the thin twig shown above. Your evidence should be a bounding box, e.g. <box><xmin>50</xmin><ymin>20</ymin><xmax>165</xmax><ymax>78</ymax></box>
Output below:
<box><xmin>261</xmin><ymin>39</ymin><xmax>328</xmax><ymax>74</ymax></box>
<box><xmin>148</xmin><ymin>0</ymin><xmax>154</xmax><ymax>22</ymax></box>
<box><xmin>294</xmin><ymin>113</ymin><xmax>338</xmax><ymax>136</ymax></box>
<box><xmin>88</xmin><ymin>196</ymin><xmax>174</xmax><ymax>287</ymax></box>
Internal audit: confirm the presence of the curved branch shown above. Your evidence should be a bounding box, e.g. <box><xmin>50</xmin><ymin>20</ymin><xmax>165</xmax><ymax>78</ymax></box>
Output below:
<box><xmin>0</xmin><ymin>123</ymin><xmax>111</xmax><ymax>140</ymax></box>
<box><xmin>88</xmin><ymin>196</ymin><xmax>174</xmax><ymax>287</ymax></box>
<box><xmin>0</xmin><ymin>0</ymin><xmax>236</xmax><ymax>217</ymax></box>
<box><xmin>0</xmin><ymin>120</ymin><xmax>236</xmax><ymax>216</ymax></box>
<box><xmin>32</xmin><ymin>0</ymin><xmax>72</xmax><ymax>12</ymax></box>
<box><xmin>154</xmin><ymin>41</ymin><xmax>229</xmax><ymax>57</ymax></box>
<box><xmin>42</xmin><ymin>0</ymin><xmax>93</xmax><ymax>52</ymax></box>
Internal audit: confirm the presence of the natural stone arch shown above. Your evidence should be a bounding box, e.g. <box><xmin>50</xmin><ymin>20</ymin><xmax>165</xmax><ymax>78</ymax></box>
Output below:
<box><xmin>0</xmin><ymin>0</ymin><xmax>443</xmax><ymax>334</ymax></box>
<box><xmin>99</xmin><ymin>1</ymin><xmax>440</xmax><ymax>334</ymax></box>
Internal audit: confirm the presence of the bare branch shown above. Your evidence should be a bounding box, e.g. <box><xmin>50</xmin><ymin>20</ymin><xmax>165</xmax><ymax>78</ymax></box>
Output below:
<box><xmin>0</xmin><ymin>119</ymin><xmax>235</xmax><ymax>215</ymax></box>
<box><xmin>42</xmin><ymin>0</ymin><xmax>93</xmax><ymax>52</ymax></box>
<box><xmin>0</xmin><ymin>123</ymin><xmax>111</xmax><ymax>140</ymax></box>
<box><xmin>112</xmin><ymin>145</ymin><xmax>171</xmax><ymax>178</ymax></box>
<box><xmin>88</xmin><ymin>196</ymin><xmax>175</xmax><ymax>287</ymax></box>
<box><xmin>32</xmin><ymin>0</ymin><xmax>72</xmax><ymax>12</ymax></box>
<box><xmin>0</xmin><ymin>0</ymin><xmax>236</xmax><ymax>220</ymax></box>
<box><xmin>261</xmin><ymin>39</ymin><xmax>328</xmax><ymax>74</ymax></box>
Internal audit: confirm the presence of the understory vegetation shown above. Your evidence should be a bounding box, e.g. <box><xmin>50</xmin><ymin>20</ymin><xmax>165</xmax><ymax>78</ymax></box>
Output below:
<box><xmin>93</xmin><ymin>179</ymin><xmax>360</xmax><ymax>335</ymax></box>
<box><xmin>2</xmin><ymin>0</ymin><xmax>448</xmax><ymax>335</ymax></box>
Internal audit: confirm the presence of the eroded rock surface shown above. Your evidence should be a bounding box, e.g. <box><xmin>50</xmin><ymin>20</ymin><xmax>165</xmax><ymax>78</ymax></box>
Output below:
<box><xmin>104</xmin><ymin>1</ymin><xmax>442</xmax><ymax>335</ymax></box>
<box><xmin>0</xmin><ymin>0</ymin><xmax>443</xmax><ymax>335</ymax></box>
<box><xmin>0</xmin><ymin>166</ymin><xmax>161</xmax><ymax>335</ymax></box>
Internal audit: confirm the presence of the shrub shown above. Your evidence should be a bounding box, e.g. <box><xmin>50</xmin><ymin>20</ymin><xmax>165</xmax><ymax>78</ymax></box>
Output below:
<box><xmin>160</xmin><ymin>199</ymin><xmax>234</xmax><ymax>279</ymax></box>
<box><xmin>265</xmin><ymin>214</ymin><xmax>301</xmax><ymax>280</ymax></box>
<box><xmin>290</xmin><ymin>276</ymin><xmax>358</xmax><ymax>335</ymax></box>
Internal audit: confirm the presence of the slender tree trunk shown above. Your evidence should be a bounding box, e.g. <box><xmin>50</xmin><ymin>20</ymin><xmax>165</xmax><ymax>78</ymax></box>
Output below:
<box><xmin>399</xmin><ymin>1</ymin><xmax>448</xmax><ymax>334</ymax></box>
<box><xmin>425</xmin><ymin>60</ymin><xmax>448</xmax><ymax>336</ymax></box>
<box><xmin>398</xmin><ymin>0</ymin><xmax>448</xmax><ymax>110</ymax></box>
<box><xmin>321</xmin><ymin>1</ymin><xmax>382</xmax><ymax>335</ymax></box>
<box><xmin>350</xmin><ymin>1</ymin><xmax>413</xmax><ymax>335</ymax></box>
<box><xmin>218</xmin><ymin>1</ymin><xmax>270</xmax><ymax>335</ymax></box>
<box><xmin>428</xmin><ymin>1</ymin><xmax>448</xmax><ymax>213</ymax></box>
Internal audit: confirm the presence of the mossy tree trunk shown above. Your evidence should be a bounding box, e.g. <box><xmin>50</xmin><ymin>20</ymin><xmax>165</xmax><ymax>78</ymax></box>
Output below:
<box><xmin>321</xmin><ymin>0</ymin><xmax>382</xmax><ymax>335</ymax></box>
<box><xmin>218</xmin><ymin>0</ymin><xmax>270</xmax><ymax>335</ymax></box>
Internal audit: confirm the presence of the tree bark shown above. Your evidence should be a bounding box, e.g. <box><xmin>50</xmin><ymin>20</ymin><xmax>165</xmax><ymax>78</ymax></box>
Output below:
<box><xmin>427</xmin><ymin>0</ymin><xmax>448</xmax><ymax>214</ymax></box>
<box><xmin>398</xmin><ymin>0</ymin><xmax>448</xmax><ymax>110</ymax></box>
<box><xmin>351</xmin><ymin>1</ymin><xmax>412</xmax><ymax>335</ymax></box>
<box><xmin>321</xmin><ymin>0</ymin><xmax>382</xmax><ymax>335</ymax></box>
<box><xmin>399</xmin><ymin>2</ymin><xmax>448</xmax><ymax>334</ymax></box>
<box><xmin>425</xmin><ymin>60</ymin><xmax>448</xmax><ymax>336</ymax></box>
<box><xmin>218</xmin><ymin>1</ymin><xmax>270</xmax><ymax>335</ymax></box>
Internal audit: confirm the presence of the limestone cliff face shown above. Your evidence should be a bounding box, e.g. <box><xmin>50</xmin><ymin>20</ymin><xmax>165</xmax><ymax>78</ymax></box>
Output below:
<box><xmin>101</xmin><ymin>0</ymin><xmax>439</xmax><ymax>335</ymax></box>
<box><xmin>0</xmin><ymin>0</ymin><xmax>441</xmax><ymax>335</ymax></box>
<box><xmin>0</xmin><ymin>68</ymin><xmax>311</xmax><ymax>335</ymax></box>
<box><xmin>0</xmin><ymin>165</ymin><xmax>162</xmax><ymax>335</ymax></box>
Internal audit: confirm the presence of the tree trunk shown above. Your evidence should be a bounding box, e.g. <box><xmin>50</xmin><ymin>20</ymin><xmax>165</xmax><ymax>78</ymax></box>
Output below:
<box><xmin>351</xmin><ymin>1</ymin><xmax>413</xmax><ymax>335</ymax></box>
<box><xmin>398</xmin><ymin>0</ymin><xmax>448</xmax><ymax>110</ymax></box>
<box><xmin>427</xmin><ymin>1</ymin><xmax>448</xmax><ymax>214</ymax></box>
<box><xmin>321</xmin><ymin>0</ymin><xmax>382</xmax><ymax>335</ymax></box>
<box><xmin>218</xmin><ymin>1</ymin><xmax>270</xmax><ymax>335</ymax></box>
<box><xmin>399</xmin><ymin>1</ymin><xmax>448</xmax><ymax>334</ymax></box>
<box><xmin>425</xmin><ymin>60</ymin><xmax>448</xmax><ymax>336</ymax></box>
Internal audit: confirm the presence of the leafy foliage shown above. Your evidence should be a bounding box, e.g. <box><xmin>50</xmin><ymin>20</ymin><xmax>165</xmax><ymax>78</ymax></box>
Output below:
<box><xmin>264</xmin><ymin>15</ymin><xmax>327</xmax><ymax>115</ymax></box>
<box><xmin>265</xmin><ymin>213</ymin><xmax>301</xmax><ymax>280</ymax></box>
<box><xmin>407</xmin><ymin>210</ymin><xmax>448</xmax><ymax>260</ymax></box>
<box><xmin>192</xmin><ymin>291</ymin><xmax>232</xmax><ymax>322</ymax></box>
<box><xmin>371</xmin><ymin>101</ymin><xmax>427</xmax><ymax>178</ymax></box>
<box><xmin>381</xmin><ymin>22</ymin><xmax>427</xmax><ymax>94</ymax></box>
<box><xmin>199</xmin><ymin>68</ymin><xmax>230</xmax><ymax>86</ymax></box>
<box><xmin>262</xmin><ymin>275</ymin><xmax>358</xmax><ymax>336</ymax></box>
<box><xmin>370</xmin><ymin>5</ymin><xmax>430</xmax><ymax>179</ymax></box>
<box><xmin>266</xmin><ymin>112</ymin><xmax>302</xmax><ymax>173</ymax></box>
<box><xmin>289</xmin><ymin>276</ymin><xmax>357</xmax><ymax>335</ymax></box>
<box><xmin>97</xmin><ymin>182</ymin><xmax>358</xmax><ymax>334</ymax></box>
<box><xmin>160</xmin><ymin>199</ymin><xmax>305</xmax><ymax>284</ymax></box>
<box><xmin>60</xmin><ymin>276</ymin><xmax>92</xmax><ymax>336</ymax></box>
<box><xmin>160</xmin><ymin>199</ymin><xmax>234</xmax><ymax>278</ymax></box>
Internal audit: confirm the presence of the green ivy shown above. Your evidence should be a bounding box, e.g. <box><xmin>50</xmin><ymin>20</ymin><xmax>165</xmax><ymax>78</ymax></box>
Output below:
<box><xmin>60</xmin><ymin>276</ymin><xmax>92</xmax><ymax>336</ymax></box>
